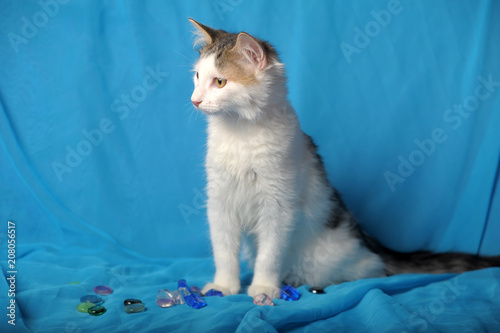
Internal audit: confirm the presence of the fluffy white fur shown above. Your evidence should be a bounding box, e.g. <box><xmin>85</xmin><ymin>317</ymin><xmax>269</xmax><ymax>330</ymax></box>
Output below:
<box><xmin>190</xmin><ymin>26</ymin><xmax>385</xmax><ymax>298</ymax></box>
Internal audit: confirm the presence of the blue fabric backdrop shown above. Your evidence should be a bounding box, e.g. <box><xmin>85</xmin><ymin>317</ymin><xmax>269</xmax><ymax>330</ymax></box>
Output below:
<box><xmin>1</xmin><ymin>0</ymin><xmax>499</xmax><ymax>332</ymax></box>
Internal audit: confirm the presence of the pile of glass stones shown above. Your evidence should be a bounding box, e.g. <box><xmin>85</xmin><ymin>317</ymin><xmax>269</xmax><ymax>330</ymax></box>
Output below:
<box><xmin>123</xmin><ymin>298</ymin><xmax>145</xmax><ymax>314</ymax></box>
<box><xmin>77</xmin><ymin>285</ymin><xmax>148</xmax><ymax>315</ymax></box>
<box><xmin>76</xmin><ymin>282</ymin><xmax>310</xmax><ymax>315</ymax></box>
<box><xmin>77</xmin><ymin>285</ymin><xmax>113</xmax><ymax>316</ymax></box>
<box><xmin>156</xmin><ymin>280</ymin><xmax>224</xmax><ymax>309</ymax></box>
<box><xmin>252</xmin><ymin>285</ymin><xmax>302</xmax><ymax>306</ymax></box>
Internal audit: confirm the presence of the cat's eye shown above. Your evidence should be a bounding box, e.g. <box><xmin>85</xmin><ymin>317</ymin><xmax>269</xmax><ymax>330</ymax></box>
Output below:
<box><xmin>196</xmin><ymin>72</ymin><xmax>199</xmax><ymax>79</ymax></box>
<box><xmin>215</xmin><ymin>78</ymin><xmax>227</xmax><ymax>88</ymax></box>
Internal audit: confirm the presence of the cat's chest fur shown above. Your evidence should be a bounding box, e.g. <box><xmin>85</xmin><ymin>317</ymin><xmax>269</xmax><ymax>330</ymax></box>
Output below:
<box><xmin>206</xmin><ymin>111</ymin><xmax>302</xmax><ymax>181</ymax></box>
<box><xmin>205</xmin><ymin>110</ymin><xmax>306</xmax><ymax>228</ymax></box>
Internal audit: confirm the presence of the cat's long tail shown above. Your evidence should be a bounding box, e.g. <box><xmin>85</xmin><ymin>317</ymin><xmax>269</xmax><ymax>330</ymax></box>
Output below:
<box><xmin>362</xmin><ymin>233</ymin><xmax>500</xmax><ymax>275</ymax></box>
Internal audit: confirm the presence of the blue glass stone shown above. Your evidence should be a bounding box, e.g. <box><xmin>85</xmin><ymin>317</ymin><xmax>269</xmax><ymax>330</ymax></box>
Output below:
<box><xmin>94</xmin><ymin>285</ymin><xmax>113</xmax><ymax>295</ymax></box>
<box><xmin>280</xmin><ymin>285</ymin><xmax>300</xmax><ymax>301</ymax></box>
<box><xmin>80</xmin><ymin>295</ymin><xmax>104</xmax><ymax>305</ymax></box>
<box><xmin>177</xmin><ymin>280</ymin><xmax>207</xmax><ymax>309</ymax></box>
<box><xmin>184</xmin><ymin>292</ymin><xmax>207</xmax><ymax>309</ymax></box>
<box><xmin>124</xmin><ymin>303</ymin><xmax>145</xmax><ymax>314</ymax></box>
<box><xmin>177</xmin><ymin>279</ymin><xmax>190</xmax><ymax>290</ymax></box>
<box><xmin>204</xmin><ymin>289</ymin><xmax>224</xmax><ymax>297</ymax></box>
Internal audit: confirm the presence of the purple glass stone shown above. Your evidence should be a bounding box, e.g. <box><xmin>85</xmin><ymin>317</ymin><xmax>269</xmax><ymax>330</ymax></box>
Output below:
<box><xmin>253</xmin><ymin>293</ymin><xmax>274</xmax><ymax>306</ymax></box>
<box><xmin>157</xmin><ymin>298</ymin><xmax>175</xmax><ymax>308</ymax></box>
<box><xmin>204</xmin><ymin>289</ymin><xmax>224</xmax><ymax>297</ymax></box>
<box><xmin>280</xmin><ymin>285</ymin><xmax>300</xmax><ymax>301</ymax></box>
<box><xmin>190</xmin><ymin>286</ymin><xmax>203</xmax><ymax>295</ymax></box>
<box><xmin>156</xmin><ymin>289</ymin><xmax>175</xmax><ymax>308</ymax></box>
<box><xmin>94</xmin><ymin>285</ymin><xmax>113</xmax><ymax>295</ymax></box>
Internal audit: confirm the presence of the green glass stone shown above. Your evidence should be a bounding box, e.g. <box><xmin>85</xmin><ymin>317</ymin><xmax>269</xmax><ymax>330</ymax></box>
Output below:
<box><xmin>124</xmin><ymin>303</ymin><xmax>145</xmax><ymax>314</ymax></box>
<box><xmin>76</xmin><ymin>302</ymin><xmax>95</xmax><ymax>313</ymax></box>
<box><xmin>88</xmin><ymin>305</ymin><xmax>106</xmax><ymax>316</ymax></box>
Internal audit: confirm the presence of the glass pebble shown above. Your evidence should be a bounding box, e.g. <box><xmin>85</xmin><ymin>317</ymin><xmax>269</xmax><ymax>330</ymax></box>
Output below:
<box><xmin>76</xmin><ymin>302</ymin><xmax>95</xmax><ymax>313</ymax></box>
<box><xmin>190</xmin><ymin>286</ymin><xmax>203</xmax><ymax>295</ymax></box>
<box><xmin>280</xmin><ymin>285</ymin><xmax>300</xmax><ymax>301</ymax></box>
<box><xmin>253</xmin><ymin>293</ymin><xmax>274</xmax><ymax>306</ymax></box>
<box><xmin>124</xmin><ymin>298</ymin><xmax>142</xmax><ymax>306</ymax></box>
<box><xmin>80</xmin><ymin>295</ymin><xmax>104</xmax><ymax>305</ymax></box>
<box><xmin>309</xmin><ymin>287</ymin><xmax>326</xmax><ymax>294</ymax></box>
<box><xmin>184</xmin><ymin>292</ymin><xmax>207</xmax><ymax>309</ymax></box>
<box><xmin>178</xmin><ymin>280</ymin><xmax>207</xmax><ymax>309</ymax></box>
<box><xmin>177</xmin><ymin>279</ymin><xmax>190</xmax><ymax>290</ymax></box>
<box><xmin>88</xmin><ymin>305</ymin><xmax>106</xmax><ymax>316</ymax></box>
<box><xmin>157</xmin><ymin>298</ymin><xmax>174</xmax><ymax>308</ymax></box>
<box><xmin>204</xmin><ymin>289</ymin><xmax>224</xmax><ymax>297</ymax></box>
<box><xmin>124</xmin><ymin>303</ymin><xmax>145</xmax><ymax>314</ymax></box>
<box><xmin>156</xmin><ymin>289</ymin><xmax>175</xmax><ymax>308</ymax></box>
<box><xmin>172</xmin><ymin>290</ymin><xmax>185</xmax><ymax>305</ymax></box>
<box><xmin>94</xmin><ymin>285</ymin><xmax>113</xmax><ymax>295</ymax></box>
<box><xmin>178</xmin><ymin>287</ymin><xmax>190</xmax><ymax>299</ymax></box>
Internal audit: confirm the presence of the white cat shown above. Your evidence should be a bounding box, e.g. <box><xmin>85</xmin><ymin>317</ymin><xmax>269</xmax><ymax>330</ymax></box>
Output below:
<box><xmin>188</xmin><ymin>18</ymin><xmax>500</xmax><ymax>298</ymax></box>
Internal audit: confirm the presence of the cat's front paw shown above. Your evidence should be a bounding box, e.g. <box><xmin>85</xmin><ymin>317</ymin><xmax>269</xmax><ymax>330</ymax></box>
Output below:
<box><xmin>247</xmin><ymin>284</ymin><xmax>281</xmax><ymax>299</ymax></box>
<box><xmin>202</xmin><ymin>282</ymin><xmax>239</xmax><ymax>296</ymax></box>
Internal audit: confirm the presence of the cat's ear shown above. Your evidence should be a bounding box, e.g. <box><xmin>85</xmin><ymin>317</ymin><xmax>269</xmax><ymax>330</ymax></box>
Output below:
<box><xmin>189</xmin><ymin>18</ymin><xmax>217</xmax><ymax>48</ymax></box>
<box><xmin>232</xmin><ymin>33</ymin><xmax>267</xmax><ymax>70</ymax></box>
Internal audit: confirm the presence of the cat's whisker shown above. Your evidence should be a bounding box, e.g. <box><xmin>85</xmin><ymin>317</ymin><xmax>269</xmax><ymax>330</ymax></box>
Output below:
<box><xmin>175</xmin><ymin>49</ymin><xmax>195</xmax><ymax>63</ymax></box>
<box><xmin>182</xmin><ymin>102</ymin><xmax>199</xmax><ymax>125</ymax></box>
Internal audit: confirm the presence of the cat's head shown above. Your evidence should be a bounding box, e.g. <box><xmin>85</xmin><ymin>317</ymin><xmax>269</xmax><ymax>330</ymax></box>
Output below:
<box><xmin>189</xmin><ymin>19</ymin><xmax>285</xmax><ymax>121</ymax></box>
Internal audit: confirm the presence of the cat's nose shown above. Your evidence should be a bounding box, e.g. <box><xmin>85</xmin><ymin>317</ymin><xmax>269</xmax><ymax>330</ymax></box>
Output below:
<box><xmin>192</xmin><ymin>100</ymin><xmax>202</xmax><ymax>107</ymax></box>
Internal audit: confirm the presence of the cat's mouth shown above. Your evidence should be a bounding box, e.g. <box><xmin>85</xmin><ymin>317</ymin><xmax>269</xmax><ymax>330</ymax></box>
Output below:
<box><xmin>195</xmin><ymin>105</ymin><xmax>221</xmax><ymax>116</ymax></box>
